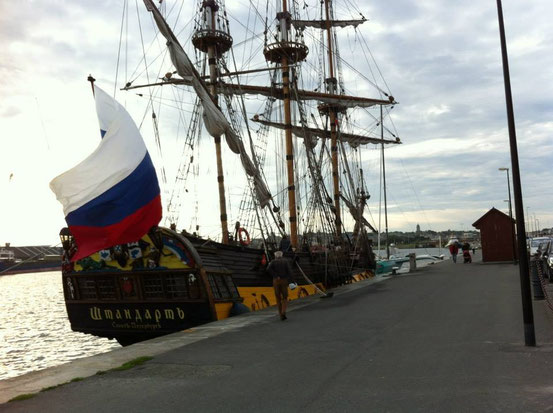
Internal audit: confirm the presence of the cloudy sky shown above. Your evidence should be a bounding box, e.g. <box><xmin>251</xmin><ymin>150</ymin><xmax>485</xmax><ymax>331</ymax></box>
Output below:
<box><xmin>1</xmin><ymin>0</ymin><xmax>552</xmax><ymax>246</ymax></box>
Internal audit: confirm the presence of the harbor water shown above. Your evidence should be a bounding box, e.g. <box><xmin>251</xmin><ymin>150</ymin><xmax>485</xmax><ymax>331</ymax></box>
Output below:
<box><xmin>0</xmin><ymin>271</ymin><xmax>120</xmax><ymax>380</ymax></box>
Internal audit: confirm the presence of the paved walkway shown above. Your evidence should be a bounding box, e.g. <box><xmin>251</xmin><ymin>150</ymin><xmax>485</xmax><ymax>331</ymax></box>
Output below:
<box><xmin>2</xmin><ymin>255</ymin><xmax>553</xmax><ymax>412</ymax></box>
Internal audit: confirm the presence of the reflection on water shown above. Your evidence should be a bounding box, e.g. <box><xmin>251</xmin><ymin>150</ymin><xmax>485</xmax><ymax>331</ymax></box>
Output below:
<box><xmin>0</xmin><ymin>271</ymin><xmax>120</xmax><ymax>380</ymax></box>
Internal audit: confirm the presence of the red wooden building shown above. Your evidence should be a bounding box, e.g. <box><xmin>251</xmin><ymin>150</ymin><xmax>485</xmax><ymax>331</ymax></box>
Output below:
<box><xmin>472</xmin><ymin>207</ymin><xmax>517</xmax><ymax>262</ymax></box>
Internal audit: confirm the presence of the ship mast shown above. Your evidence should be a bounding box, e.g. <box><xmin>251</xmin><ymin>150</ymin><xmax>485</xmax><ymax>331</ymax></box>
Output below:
<box><xmin>282</xmin><ymin>3</ymin><xmax>297</xmax><ymax>249</ymax></box>
<box><xmin>264</xmin><ymin>0</ymin><xmax>308</xmax><ymax>248</ymax></box>
<box><xmin>380</xmin><ymin>105</ymin><xmax>390</xmax><ymax>259</ymax></box>
<box><xmin>192</xmin><ymin>0</ymin><xmax>234</xmax><ymax>244</ymax></box>
<box><xmin>323</xmin><ymin>0</ymin><xmax>342</xmax><ymax>239</ymax></box>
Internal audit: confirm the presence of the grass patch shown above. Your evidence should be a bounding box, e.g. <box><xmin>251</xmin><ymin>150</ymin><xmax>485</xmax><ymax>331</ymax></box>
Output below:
<box><xmin>96</xmin><ymin>356</ymin><xmax>153</xmax><ymax>375</ymax></box>
<box><xmin>8</xmin><ymin>358</ymin><xmax>152</xmax><ymax>403</ymax></box>
<box><xmin>9</xmin><ymin>393</ymin><xmax>36</xmax><ymax>402</ymax></box>
<box><xmin>110</xmin><ymin>356</ymin><xmax>153</xmax><ymax>371</ymax></box>
<box><xmin>40</xmin><ymin>385</ymin><xmax>61</xmax><ymax>392</ymax></box>
<box><xmin>40</xmin><ymin>377</ymin><xmax>84</xmax><ymax>392</ymax></box>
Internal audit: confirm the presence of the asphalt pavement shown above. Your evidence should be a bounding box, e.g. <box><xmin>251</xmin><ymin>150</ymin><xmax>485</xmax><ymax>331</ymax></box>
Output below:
<box><xmin>2</xmin><ymin>254</ymin><xmax>553</xmax><ymax>412</ymax></box>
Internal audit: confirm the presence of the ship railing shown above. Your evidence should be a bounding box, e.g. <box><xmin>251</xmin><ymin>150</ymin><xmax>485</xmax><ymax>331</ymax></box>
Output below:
<box><xmin>63</xmin><ymin>269</ymin><xmax>206</xmax><ymax>302</ymax></box>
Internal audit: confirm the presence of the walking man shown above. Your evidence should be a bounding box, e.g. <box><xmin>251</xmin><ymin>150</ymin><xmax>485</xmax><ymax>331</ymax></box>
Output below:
<box><xmin>267</xmin><ymin>251</ymin><xmax>293</xmax><ymax>320</ymax></box>
<box><xmin>448</xmin><ymin>242</ymin><xmax>459</xmax><ymax>263</ymax></box>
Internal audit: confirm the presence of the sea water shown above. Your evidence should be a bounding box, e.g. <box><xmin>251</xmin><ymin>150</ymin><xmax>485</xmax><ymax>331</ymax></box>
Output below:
<box><xmin>0</xmin><ymin>271</ymin><xmax>120</xmax><ymax>380</ymax></box>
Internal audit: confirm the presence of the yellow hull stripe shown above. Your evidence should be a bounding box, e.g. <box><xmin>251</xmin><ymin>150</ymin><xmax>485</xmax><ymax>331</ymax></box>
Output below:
<box><xmin>213</xmin><ymin>270</ymin><xmax>374</xmax><ymax>320</ymax></box>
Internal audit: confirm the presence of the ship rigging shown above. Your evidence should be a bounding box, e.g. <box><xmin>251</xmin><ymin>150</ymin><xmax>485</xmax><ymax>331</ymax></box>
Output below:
<box><xmin>117</xmin><ymin>0</ymin><xmax>401</xmax><ymax>253</ymax></box>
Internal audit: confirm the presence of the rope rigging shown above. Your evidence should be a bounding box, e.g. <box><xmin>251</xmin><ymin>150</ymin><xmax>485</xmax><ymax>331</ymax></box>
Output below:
<box><xmin>112</xmin><ymin>0</ymin><xmax>398</xmax><ymax>264</ymax></box>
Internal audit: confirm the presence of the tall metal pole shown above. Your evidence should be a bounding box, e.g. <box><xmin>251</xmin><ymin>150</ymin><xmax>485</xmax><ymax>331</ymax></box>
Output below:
<box><xmin>381</xmin><ymin>105</ymin><xmax>390</xmax><ymax>260</ymax></box>
<box><xmin>496</xmin><ymin>0</ymin><xmax>535</xmax><ymax>346</ymax></box>
<box><xmin>500</xmin><ymin>168</ymin><xmax>516</xmax><ymax>263</ymax></box>
<box><xmin>526</xmin><ymin>207</ymin><xmax>531</xmax><ymax>238</ymax></box>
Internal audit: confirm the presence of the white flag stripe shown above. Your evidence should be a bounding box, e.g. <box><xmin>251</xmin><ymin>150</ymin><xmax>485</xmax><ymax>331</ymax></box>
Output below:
<box><xmin>95</xmin><ymin>84</ymin><xmax>119</xmax><ymax>135</ymax></box>
<box><xmin>49</xmin><ymin>86</ymin><xmax>147</xmax><ymax>215</ymax></box>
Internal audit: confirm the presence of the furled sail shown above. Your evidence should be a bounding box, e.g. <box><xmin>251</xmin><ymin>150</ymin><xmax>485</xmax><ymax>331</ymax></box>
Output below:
<box><xmin>291</xmin><ymin>19</ymin><xmax>367</xmax><ymax>29</ymax></box>
<box><xmin>251</xmin><ymin>118</ymin><xmax>401</xmax><ymax>147</ymax></box>
<box><xmin>143</xmin><ymin>0</ymin><xmax>271</xmax><ymax>207</ymax></box>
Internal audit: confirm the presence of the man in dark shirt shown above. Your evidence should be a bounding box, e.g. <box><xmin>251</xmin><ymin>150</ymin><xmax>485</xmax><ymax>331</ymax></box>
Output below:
<box><xmin>267</xmin><ymin>251</ymin><xmax>293</xmax><ymax>320</ymax></box>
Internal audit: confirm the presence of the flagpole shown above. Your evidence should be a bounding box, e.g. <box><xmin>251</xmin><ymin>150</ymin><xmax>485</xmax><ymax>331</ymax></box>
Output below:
<box><xmin>87</xmin><ymin>75</ymin><xmax>96</xmax><ymax>97</ymax></box>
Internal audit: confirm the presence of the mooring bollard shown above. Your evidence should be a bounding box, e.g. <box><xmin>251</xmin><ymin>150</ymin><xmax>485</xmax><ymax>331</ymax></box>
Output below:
<box><xmin>530</xmin><ymin>258</ymin><xmax>545</xmax><ymax>300</ymax></box>
<box><xmin>409</xmin><ymin>253</ymin><xmax>416</xmax><ymax>272</ymax></box>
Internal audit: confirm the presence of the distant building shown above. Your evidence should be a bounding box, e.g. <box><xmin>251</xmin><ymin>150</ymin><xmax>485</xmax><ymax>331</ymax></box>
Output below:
<box><xmin>416</xmin><ymin>224</ymin><xmax>421</xmax><ymax>235</ymax></box>
<box><xmin>472</xmin><ymin>208</ymin><xmax>516</xmax><ymax>262</ymax></box>
<box><xmin>1</xmin><ymin>243</ymin><xmax>62</xmax><ymax>260</ymax></box>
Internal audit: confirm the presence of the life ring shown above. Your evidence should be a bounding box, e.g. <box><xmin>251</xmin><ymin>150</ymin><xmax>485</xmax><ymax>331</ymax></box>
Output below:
<box><xmin>238</xmin><ymin>227</ymin><xmax>250</xmax><ymax>246</ymax></box>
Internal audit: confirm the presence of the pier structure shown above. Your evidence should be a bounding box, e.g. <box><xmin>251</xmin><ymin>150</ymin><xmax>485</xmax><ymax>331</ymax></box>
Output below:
<box><xmin>2</xmin><ymin>255</ymin><xmax>553</xmax><ymax>411</ymax></box>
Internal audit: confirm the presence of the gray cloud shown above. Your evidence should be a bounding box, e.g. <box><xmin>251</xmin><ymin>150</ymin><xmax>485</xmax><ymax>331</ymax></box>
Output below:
<box><xmin>0</xmin><ymin>106</ymin><xmax>21</xmax><ymax>118</ymax></box>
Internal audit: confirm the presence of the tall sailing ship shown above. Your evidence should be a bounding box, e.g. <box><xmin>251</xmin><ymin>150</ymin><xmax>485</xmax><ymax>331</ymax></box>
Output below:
<box><xmin>53</xmin><ymin>0</ymin><xmax>401</xmax><ymax>345</ymax></box>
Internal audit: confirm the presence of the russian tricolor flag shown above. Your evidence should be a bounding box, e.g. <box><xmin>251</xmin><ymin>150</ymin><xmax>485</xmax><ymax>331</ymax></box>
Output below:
<box><xmin>50</xmin><ymin>85</ymin><xmax>162</xmax><ymax>261</ymax></box>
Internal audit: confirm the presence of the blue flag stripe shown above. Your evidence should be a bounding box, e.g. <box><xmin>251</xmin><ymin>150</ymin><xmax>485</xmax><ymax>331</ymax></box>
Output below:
<box><xmin>66</xmin><ymin>153</ymin><xmax>160</xmax><ymax>227</ymax></box>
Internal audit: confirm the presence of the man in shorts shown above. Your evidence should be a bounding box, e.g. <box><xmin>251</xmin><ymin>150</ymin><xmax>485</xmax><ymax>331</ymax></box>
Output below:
<box><xmin>267</xmin><ymin>250</ymin><xmax>293</xmax><ymax>320</ymax></box>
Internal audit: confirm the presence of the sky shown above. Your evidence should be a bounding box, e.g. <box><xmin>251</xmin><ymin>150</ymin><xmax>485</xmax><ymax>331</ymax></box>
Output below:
<box><xmin>1</xmin><ymin>0</ymin><xmax>552</xmax><ymax>246</ymax></box>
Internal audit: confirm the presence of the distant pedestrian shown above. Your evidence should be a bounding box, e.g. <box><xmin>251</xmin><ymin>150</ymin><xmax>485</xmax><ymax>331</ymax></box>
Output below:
<box><xmin>463</xmin><ymin>249</ymin><xmax>472</xmax><ymax>263</ymax></box>
<box><xmin>449</xmin><ymin>242</ymin><xmax>459</xmax><ymax>263</ymax></box>
<box><xmin>461</xmin><ymin>242</ymin><xmax>472</xmax><ymax>263</ymax></box>
<box><xmin>267</xmin><ymin>251</ymin><xmax>294</xmax><ymax>320</ymax></box>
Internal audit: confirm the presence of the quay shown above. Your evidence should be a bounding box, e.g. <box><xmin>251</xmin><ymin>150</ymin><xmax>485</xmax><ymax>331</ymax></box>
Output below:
<box><xmin>2</xmin><ymin>254</ymin><xmax>553</xmax><ymax>412</ymax></box>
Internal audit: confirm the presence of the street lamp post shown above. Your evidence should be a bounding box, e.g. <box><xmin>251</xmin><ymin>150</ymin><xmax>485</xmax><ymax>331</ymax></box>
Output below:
<box><xmin>526</xmin><ymin>207</ymin><xmax>530</xmax><ymax>237</ymax></box>
<box><xmin>496</xmin><ymin>0</ymin><xmax>535</xmax><ymax>346</ymax></box>
<box><xmin>499</xmin><ymin>167</ymin><xmax>516</xmax><ymax>263</ymax></box>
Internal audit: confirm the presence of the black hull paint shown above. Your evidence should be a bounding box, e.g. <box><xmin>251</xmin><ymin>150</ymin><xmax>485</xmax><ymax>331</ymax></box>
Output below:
<box><xmin>62</xmin><ymin>228</ymin><xmax>369</xmax><ymax>344</ymax></box>
<box><xmin>66</xmin><ymin>301</ymin><xmax>213</xmax><ymax>343</ymax></box>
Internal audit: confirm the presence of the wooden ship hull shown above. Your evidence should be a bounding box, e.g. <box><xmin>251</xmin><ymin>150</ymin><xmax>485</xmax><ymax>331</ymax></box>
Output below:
<box><xmin>62</xmin><ymin>226</ymin><xmax>372</xmax><ymax>345</ymax></box>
